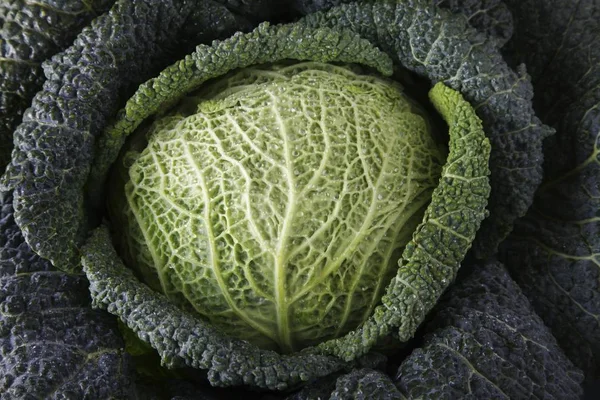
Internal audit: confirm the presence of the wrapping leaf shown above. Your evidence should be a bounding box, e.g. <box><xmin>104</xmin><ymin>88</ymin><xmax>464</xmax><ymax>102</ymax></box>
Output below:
<box><xmin>396</xmin><ymin>261</ymin><xmax>584</xmax><ymax>399</ymax></box>
<box><xmin>0</xmin><ymin>192</ymin><xmax>136</xmax><ymax>398</ymax></box>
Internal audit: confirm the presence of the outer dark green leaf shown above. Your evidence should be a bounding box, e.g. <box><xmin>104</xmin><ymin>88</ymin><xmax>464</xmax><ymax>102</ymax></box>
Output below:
<box><xmin>290</xmin><ymin>0</ymin><xmax>513</xmax><ymax>46</ymax></box>
<box><xmin>260</xmin><ymin>353</ymin><xmax>393</xmax><ymax>399</ymax></box>
<box><xmin>396</xmin><ymin>261</ymin><xmax>584</xmax><ymax>399</ymax></box>
<box><xmin>0</xmin><ymin>191</ymin><xmax>136</xmax><ymax>399</ymax></box>
<box><xmin>329</xmin><ymin>369</ymin><xmax>403</xmax><ymax>400</ymax></box>
<box><xmin>274</xmin><ymin>368</ymin><xmax>404</xmax><ymax>399</ymax></box>
<box><xmin>300</xmin><ymin>0</ymin><xmax>554</xmax><ymax>258</ymax></box>
<box><xmin>499</xmin><ymin>0</ymin><xmax>600</xmax><ymax>379</ymax></box>
<box><xmin>0</xmin><ymin>0</ymin><xmax>115</xmax><ymax>171</ymax></box>
<box><xmin>436</xmin><ymin>0</ymin><xmax>513</xmax><ymax>47</ymax></box>
<box><xmin>0</xmin><ymin>0</ymin><xmax>252</xmax><ymax>271</ymax></box>
<box><xmin>280</xmin><ymin>376</ymin><xmax>338</xmax><ymax>400</ymax></box>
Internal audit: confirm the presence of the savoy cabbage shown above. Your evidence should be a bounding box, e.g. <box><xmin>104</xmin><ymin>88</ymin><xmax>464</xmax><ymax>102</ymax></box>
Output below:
<box><xmin>0</xmin><ymin>0</ymin><xmax>597</xmax><ymax>399</ymax></box>
<box><xmin>106</xmin><ymin>60</ymin><xmax>448</xmax><ymax>353</ymax></box>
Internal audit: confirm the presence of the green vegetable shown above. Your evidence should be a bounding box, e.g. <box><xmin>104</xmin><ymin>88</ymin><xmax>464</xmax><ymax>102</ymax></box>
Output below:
<box><xmin>107</xmin><ymin>59</ymin><xmax>445</xmax><ymax>353</ymax></box>
<box><xmin>0</xmin><ymin>0</ymin><xmax>596</xmax><ymax>398</ymax></box>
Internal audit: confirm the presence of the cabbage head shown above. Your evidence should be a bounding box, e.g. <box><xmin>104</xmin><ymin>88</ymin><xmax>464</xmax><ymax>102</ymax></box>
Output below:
<box><xmin>107</xmin><ymin>62</ymin><xmax>445</xmax><ymax>353</ymax></box>
<box><xmin>75</xmin><ymin>17</ymin><xmax>492</xmax><ymax>388</ymax></box>
<box><xmin>2</xmin><ymin>0</ymin><xmax>594</xmax><ymax>397</ymax></box>
<box><xmin>1</xmin><ymin>0</ymin><xmax>497</xmax><ymax>391</ymax></box>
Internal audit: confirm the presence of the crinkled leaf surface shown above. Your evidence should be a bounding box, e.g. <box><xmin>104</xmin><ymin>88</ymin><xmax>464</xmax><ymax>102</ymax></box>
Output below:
<box><xmin>253</xmin><ymin>353</ymin><xmax>394</xmax><ymax>399</ymax></box>
<box><xmin>396</xmin><ymin>261</ymin><xmax>584</xmax><ymax>399</ymax></box>
<box><xmin>0</xmin><ymin>0</ymin><xmax>115</xmax><ymax>170</ymax></box>
<box><xmin>500</xmin><ymin>0</ymin><xmax>600</xmax><ymax>379</ymax></box>
<box><xmin>328</xmin><ymin>369</ymin><xmax>403</xmax><ymax>400</ymax></box>
<box><xmin>267</xmin><ymin>367</ymin><xmax>405</xmax><ymax>400</ymax></box>
<box><xmin>1</xmin><ymin>0</ymin><xmax>582</xmax><ymax>397</ymax></box>
<box><xmin>0</xmin><ymin>191</ymin><xmax>136</xmax><ymax>399</ymax></box>
<box><xmin>290</xmin><ymin>0</ymin><xmax>512</xmax><ymax>46</ymax></box>
<box><xmin>436</xmin><ymin>0</ymin><xmax>513</xmax><ymax>47</ymax></box>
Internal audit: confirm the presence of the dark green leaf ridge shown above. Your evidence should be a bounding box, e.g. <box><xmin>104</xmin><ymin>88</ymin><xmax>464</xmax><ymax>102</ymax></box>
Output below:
<box><xmin>299</xmin><ymin>0</ymin><xmax>553</xmax><ymax>258</ymax></box>
<box><xmin>315</xmin><ymin>82</ymin><xmax>490</xmax><ymax>361</ymax></box>
<box><xmin>0</xmin><ymin>0</ymin><xmax>115</xmax><ymax>170</ymax></box>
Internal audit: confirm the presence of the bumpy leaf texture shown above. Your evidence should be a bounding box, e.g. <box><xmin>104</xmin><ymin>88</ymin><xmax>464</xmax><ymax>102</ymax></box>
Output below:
<box><xmin>328</xmin><ymin>369</ymin><xmax>403</xmax><ymax>400</ymax></box>
<box><xmin>0</xmin><ymin>192</ymin><xmax>136</xmax><ymax>399</ymax></box>
<box><xmin>396</xmin><ymin>260</ymin><xmax>584</xmax><ymax>399</ymax></box>
<box><xmin>261</xmin><ymin>367</ymin><xmax>403</xmax><ymax>400</ymax></box>
<box><xmin>0</xmin><ymin>0</ymin><xmax>584</xmax><ymax>398</ymax></box>
<box><xmin>0</xmin><ymin>0</ymin><xmax>253</xmax><ymax>271</ymax></box>
<box><xmin>291</xmin><ymin>0</ymin><xmax>514</xmax><ymax>42</ymax></box>
<box><xmin>499</xmin><ymin>0</ymin><xmax>600</xmax><ymax>379</ymax></box>
<box><xmin>0</xmin><ymin>0</ymin><xmax>115</xmax><ymax>171</ymax></box>
<box><xmin>435</xmin><ymin>0</ymin><xmax>513</xmax><ymax>47</ymax></box>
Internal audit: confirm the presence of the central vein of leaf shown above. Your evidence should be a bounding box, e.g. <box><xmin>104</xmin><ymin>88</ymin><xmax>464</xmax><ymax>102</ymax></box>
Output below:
<box><xmin>271</xmin><ymin>92</ymin><xmax>295</xmax><ymax>353</ymax></box>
